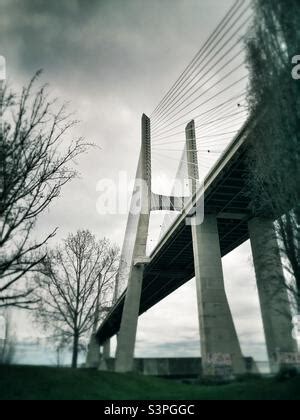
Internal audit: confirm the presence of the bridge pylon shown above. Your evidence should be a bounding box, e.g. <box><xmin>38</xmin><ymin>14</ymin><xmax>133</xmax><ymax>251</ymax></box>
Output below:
<box><xmin>114</xmin><ymin>114</ymin><xmax>152</xmax><ymax>373</ymax></box>
<box><xmin>113</xmin><ymin>115</ymin><xmax>248</xmax><ymax>377</ymax></box>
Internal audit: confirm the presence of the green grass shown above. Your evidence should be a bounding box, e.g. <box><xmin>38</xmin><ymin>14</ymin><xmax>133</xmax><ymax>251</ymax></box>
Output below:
<box><xmin>0</xmin><ymin>365</ymin><xmax>299</xmax><ymax>400</ymax></box>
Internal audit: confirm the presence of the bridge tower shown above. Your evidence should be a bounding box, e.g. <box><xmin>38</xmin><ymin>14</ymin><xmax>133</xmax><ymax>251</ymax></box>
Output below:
<box><xmin>113</xmin><ymin>115</ymin><xmax>248</xmax><ymax>377</ymax></box>
<box><xmin>114</xmin><ymin>114</ymin><xmax>152</xmax><ymax>373</ymax></box>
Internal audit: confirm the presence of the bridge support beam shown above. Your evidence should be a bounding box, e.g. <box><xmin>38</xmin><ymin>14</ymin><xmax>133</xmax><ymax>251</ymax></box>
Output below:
<box><xmin>248</xmin><ymin>217</ymin><xmax>298</xmax><ymax>373</ymax></box>
<box><xmin>192</xmin><ymin>214</ymin><xmax>246</xmax><ymax>377</ymax></box>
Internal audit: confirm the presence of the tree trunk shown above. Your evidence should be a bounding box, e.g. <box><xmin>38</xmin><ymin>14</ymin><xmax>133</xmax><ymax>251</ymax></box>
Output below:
<box><xmin>72</xmin><ymin>333</ymin><xmax>79</xmax><ymax>369</ymax></box>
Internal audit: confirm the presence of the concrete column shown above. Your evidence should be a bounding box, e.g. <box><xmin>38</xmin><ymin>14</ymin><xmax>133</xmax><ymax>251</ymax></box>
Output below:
<box><xmin>99</xmin><ymin>339</ymin><xmax>111</xmax><ymax>371</ymax></box>
<box><xmin>115</xmin><ymin>264</ymin><xmax>145</xmax><ymax>372</ymax></box>
<box><xmin>248</xmin><ymin>217</ymin><xmax>298</xmax><ymax>373</ymax></box>
<box><xmin>103</xmin><ymin>339</ymin><xmax>111</xmax><ymax>359</ymax></box>
<box><xmin>86</xmin><ymin>334</ymin><xmax>100</xmax><ymax>368</ymax></box>
<box><xmin>192</xmin><ymin>214</ymin><xmax>246</xmax><ymax>377</ymax></box>
<box><xmin>115</xmin><ymin>115</ymin><xmax>151</xmax><ymax>373</ymax></box>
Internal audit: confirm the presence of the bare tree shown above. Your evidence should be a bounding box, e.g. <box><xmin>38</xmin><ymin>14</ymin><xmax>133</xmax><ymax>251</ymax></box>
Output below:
<box><xmin>35</xmin><ymin>230</ymin><xmax>119</xmax><ymax>368</ymax></box>
<box><xmin>0</xmin><ymin>72</ymin><xmax>91</xmax><ymax>309</ymax></box>
<box><xmin>245</xmin><ymin>0</ymin><xmax>300</xmax><ymax>309</ymax></box>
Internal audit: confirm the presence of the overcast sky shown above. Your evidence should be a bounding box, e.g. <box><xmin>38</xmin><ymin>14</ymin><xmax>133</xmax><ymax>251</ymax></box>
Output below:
<box><xmin>0</xmin><ymin>0</ymin><xmax>268</xmax><ymax>363</ymax></box>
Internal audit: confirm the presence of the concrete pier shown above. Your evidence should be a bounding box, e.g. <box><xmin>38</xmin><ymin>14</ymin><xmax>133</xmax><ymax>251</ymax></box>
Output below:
<box><xmin>86</xmin><ymin>334</ymin><xmax>100</xmax><ymax>368</ymax></box>
<box><xmin>99</xmin><ymin>339</ymin><xmax>111</xmax><ymax>371</ymax></box>
<box><xmin>248</xmin><ymin>217</ymin><xmax>298</xmax><ymax>373</ymax></box>
<box><xmin>115</xmin><ymin>264</ymin><xmax>146</xmax><ymax>372</ymax></box>
<box><xmin>192</xmin><ymin>214</ymin><xmax>246</xmax><ymax>377</ymax></box>
<box><xmin>103</xmin><ymin>339</ymin><xmax>111</xmax><ymax>360</ymax></box>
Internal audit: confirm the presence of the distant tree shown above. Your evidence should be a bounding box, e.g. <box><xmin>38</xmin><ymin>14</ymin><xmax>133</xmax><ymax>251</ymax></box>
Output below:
<box><xmin>36</xmin><ymin>230</ymin><xmax>119</xmax><ymax>368</ymax></box>
<box><xmin>245</xmin><ymin>0</ymin><xmax>300</xmax><ymax>309</ymax></box>
<box><xmin>0</xmin><ymin>72</ymin><xmax>91</xmax><ymax>309</ymax></box>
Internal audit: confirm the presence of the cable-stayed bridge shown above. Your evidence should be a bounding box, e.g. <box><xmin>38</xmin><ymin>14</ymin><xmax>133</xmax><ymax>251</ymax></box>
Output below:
<box><xmin>93</xmin><ymin>0</ymin><xmax>298</xmax><ymax>377</ymax></box>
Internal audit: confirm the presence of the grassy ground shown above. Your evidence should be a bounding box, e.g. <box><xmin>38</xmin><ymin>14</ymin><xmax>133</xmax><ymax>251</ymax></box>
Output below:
<box><xmin>0</xmin><ymin>365</ymin><xmax>300</xmax><ymax>400</ymax></box>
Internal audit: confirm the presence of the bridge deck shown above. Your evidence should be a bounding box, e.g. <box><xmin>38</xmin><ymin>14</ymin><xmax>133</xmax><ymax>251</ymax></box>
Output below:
<box><xmin>96</xmin><ymin>120</ymin><xmax>253</xmax><ymax>345</ymax></box>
